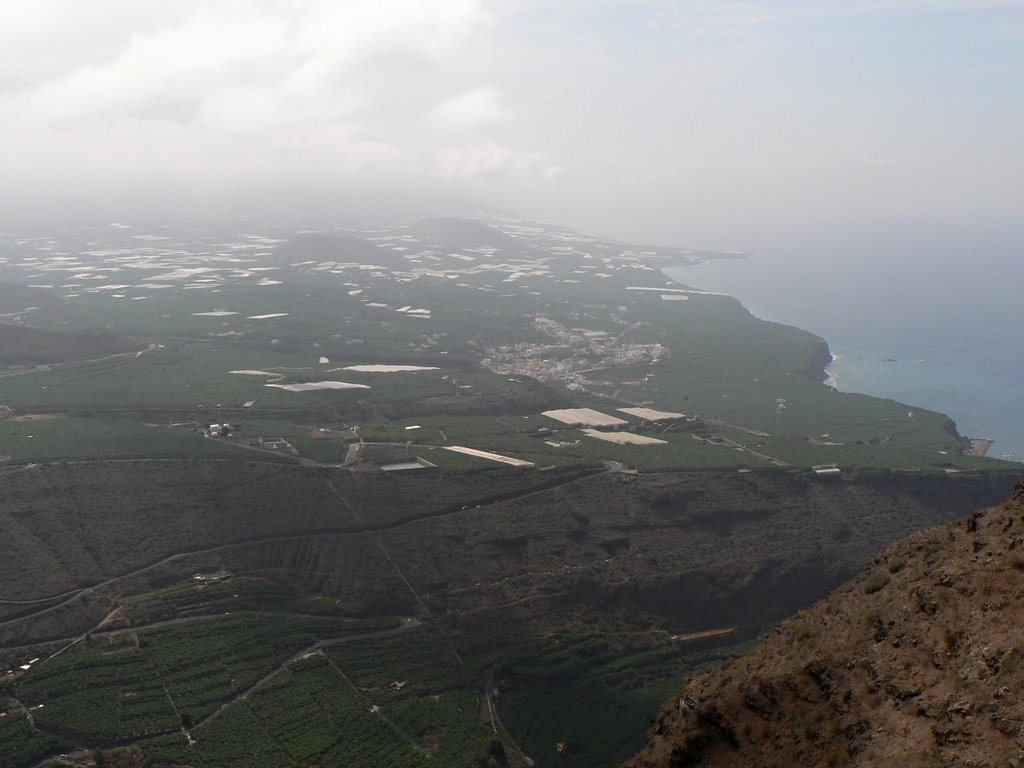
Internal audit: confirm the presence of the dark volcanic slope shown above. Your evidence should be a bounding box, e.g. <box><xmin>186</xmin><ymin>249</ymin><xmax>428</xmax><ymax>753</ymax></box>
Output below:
<box><xmin>626</xmin><ymin>476</ymin><xmax>1024</xmax><ymax>768</ymax></box>
<box><xmin>0</xmin><ymin>324</ymin><xmax>141</xmax><ymax>364</ymax></box>
<box><xmin>270</xmin><ymin>232</ymin><xmax>404</xmax><ymax>268</ymax></box>
<box><xmin>407</xmin><ymin>216</ymin><xmax>531</xmax><ymax>253</ymax></box>
<box><xmin>0</xmin><ymin>461</ymin><xmax>1015</xmax><ymax>655</ymax></box>
<box><xmin>0</xmin><ymin>283</ymin><xmax>89</xmax><ymax>326</ymax></box>
<box><xmin>0</xmin><ymin>283</ymin><xmax>69</xmax><ymax>316</ymax></box>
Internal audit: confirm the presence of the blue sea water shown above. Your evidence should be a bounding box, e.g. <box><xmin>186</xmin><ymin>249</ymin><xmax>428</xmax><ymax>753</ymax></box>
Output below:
<box><xmin>664</xmin><ymin>232</ymin><xmax>1024</xmax><ymax>462</ymax></box>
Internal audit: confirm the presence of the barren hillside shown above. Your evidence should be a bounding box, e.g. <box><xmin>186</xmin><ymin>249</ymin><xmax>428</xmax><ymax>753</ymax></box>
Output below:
<box><xmin>627</xmin><ymin>476</ymin><xmax>1024</xmax><ymax>768</ymax></box>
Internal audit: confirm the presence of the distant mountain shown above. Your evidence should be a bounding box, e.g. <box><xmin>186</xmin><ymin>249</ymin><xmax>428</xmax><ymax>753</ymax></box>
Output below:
<box><xmin>407</xmin><ymin>216</ymin><xmax>531</xmax><ymax>254</ymax></box>
<box><xmin>626</xmin><ymin>475</ymin><xmax>1024</xmax><ymax>768</ymax></box>
<box><xmin>271</xmin><ymin>233</ymin><xmax>403</xmax><ymax>267</ymax></box>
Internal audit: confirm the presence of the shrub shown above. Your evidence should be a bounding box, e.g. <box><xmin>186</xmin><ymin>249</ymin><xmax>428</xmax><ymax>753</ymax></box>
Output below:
<box><xmin>863</xmin><ymin>572</ymin><xmax>890</xmax><ymax>595</ymax></box>
<box><xmin>790</xmin><ymin>622</ymin><xmax>820</xmax><ymax>642</ymax></box>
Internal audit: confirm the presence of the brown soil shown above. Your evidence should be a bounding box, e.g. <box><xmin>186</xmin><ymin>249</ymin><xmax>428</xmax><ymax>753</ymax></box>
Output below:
<box><xmin>626</xmin><ymin>475</ymin><xmax>1024</xmax><ymax>768</ymax></box>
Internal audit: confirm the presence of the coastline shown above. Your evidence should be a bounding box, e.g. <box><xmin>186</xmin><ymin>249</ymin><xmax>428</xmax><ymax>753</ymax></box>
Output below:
<box><xmin>823</xmin><ymin>344</ymin><xmax>1022</xmax><ymax>462</ymax></box>
<box><xmin>662</xmin><ymin>261</ymin><xmax>1023</xmax><ymax>463</ymax></box>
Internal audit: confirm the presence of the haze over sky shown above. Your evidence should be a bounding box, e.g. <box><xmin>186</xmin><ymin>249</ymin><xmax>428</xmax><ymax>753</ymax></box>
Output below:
<box><xmin>1</xmin><ymin>1</ymin><xmax>1022</xmax><ymax>250</ymax></box>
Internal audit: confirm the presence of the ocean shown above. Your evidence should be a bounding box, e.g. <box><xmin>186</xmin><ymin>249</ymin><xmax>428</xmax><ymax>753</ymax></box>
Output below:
<box><xmin>664</xmin><ymin>230</ymin><xmax>1024</xmax><ymax>462</ymax></box>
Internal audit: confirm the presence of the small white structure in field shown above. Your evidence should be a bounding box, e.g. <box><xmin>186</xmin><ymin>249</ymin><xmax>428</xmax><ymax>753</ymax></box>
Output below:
<box><xmin>542</xmin><ymin>408</ymin><xmax>628</xmax><ymax>428</ymax></box>
<box><xmin>443</xmin><ymin>446</ymin><xmax>535</xmax><ymax>467</ymax></box>
<box><xmin>812</xmin><ymin>463</ymin><xmax>841</xmax><ymax>475</ymax></box>
<box><xmin>617</xmin><ymin>407</ymin><xmax>687</xmax><ymax>421</ymax></box>
<box><xmin>581</xmin><ymin>429</ymin><xmax>667</xmax><ymax>446</ymax></box>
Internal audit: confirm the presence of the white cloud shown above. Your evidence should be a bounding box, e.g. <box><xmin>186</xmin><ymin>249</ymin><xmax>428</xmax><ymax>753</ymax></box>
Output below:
<box><xmin>0</xmin><ymin>0</ymin><xmax>512</xmax><ymax>217</ymax></box>
<box><xmin>667</xmin><ymin>0</ymin><xmax>1024</xmax><ymax>35</ymax></box>
<box><xmin>0</xmin><ymin>0</ymin><xmax>1019</xmax><ymax>250</ymax></box>
<box><xmin>437</xmin><ymin>140</ymin><xmax>561</xmax><ymax>184</ymax></box>
<box><xmin>428</xmin><ymin>87</ymin><xmax>508</xmax><ymax>131</ymax></box>
<box><xmin>2</xmin><ymin>0</ymin><xmax>492</xmax><ymax>131</ymax></box>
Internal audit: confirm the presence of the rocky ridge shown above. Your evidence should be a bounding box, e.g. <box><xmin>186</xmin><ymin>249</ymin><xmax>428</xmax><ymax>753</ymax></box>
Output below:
<box><xmin>626</xmin><ymin>475</ymin><xmax>1024</xmax><ymax>768</ymax></box>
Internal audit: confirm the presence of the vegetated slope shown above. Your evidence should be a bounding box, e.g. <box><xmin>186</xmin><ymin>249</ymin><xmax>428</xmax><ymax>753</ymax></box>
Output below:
<box><xmin>0</xmin><ymin>324</ymin><xmax>141</xmax><ymax>365</ymax></box>
<box><xmin>626</xmin><ymin>475</ymin><xmax>1024</xmax><ymax>768</ymax></box>
<box><xmin>0</xmin><ymin>462</ymin><xmax>1018</xmax><ymax>768</ymax></box>
<box><xmin>407</xmin><ymin>216</ymin><xmax>533</xmax><ymax>254</ymax></box>
<box><xmin>0</xmin><ymin>461</ymin><xmax>1016</xmax><ymax>653</ymax></box>
<box><xmin>0</xmin><ymin>283</ymin><xmax>69</xmax><ymax>316</ymax></box>
<box><xmin>0</xmin><ymin>461</ymin><xmax>567</xmax><ymax>632</ymax></box>
<box><xmin>270</xmin><ymin>232</ymin><xmax>404</xmax><ymax>268</ymax></box>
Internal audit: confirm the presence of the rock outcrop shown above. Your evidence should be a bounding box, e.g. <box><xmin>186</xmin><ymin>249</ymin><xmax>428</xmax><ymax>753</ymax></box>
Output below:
<box><xmin>627</xmin><ymin>473</ymin><xmax>1024</xmax><ymax>768</ymax></box>
<box><xmin>799</xmin><ymin>339</ymin><xmax>834</xmax><ymax>382</ymax></box>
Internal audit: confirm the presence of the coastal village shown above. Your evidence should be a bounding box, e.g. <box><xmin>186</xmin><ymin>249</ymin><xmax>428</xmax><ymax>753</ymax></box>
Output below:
<box><xmin>481</xmin><ymin>314</ymin><xmax>668</xmax><ymax>387</ymax></box>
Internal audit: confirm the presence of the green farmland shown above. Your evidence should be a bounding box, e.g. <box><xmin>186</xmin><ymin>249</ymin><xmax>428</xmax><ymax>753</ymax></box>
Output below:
<box><xmin>6</xmin><ymin>576</ymin><xmax>758</xmax><ymax>768</ymax></box>
<box><xmin>1</xmin><ymin>219</ymin><xmax>1019</xmax><ymax>768</ymax></box>
<box><xmin>0</xmin><ymin>416</ymin><xmax>259</xmax><ymax>462</ymax></box>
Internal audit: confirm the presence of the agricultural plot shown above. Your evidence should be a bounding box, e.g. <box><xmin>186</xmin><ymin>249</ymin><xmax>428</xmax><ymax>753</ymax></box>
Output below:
<box><xmin>138</xmin><ymin>628</ymin><xmax>501</xmax><ymax>768</ymax></box>
<box><xmin>0</xmin><ymin>416</ymin><xmax>259</xmax><ymax>462</ymax></box>
<box><xmin>0</xmin><ymin>345</ymin><xmax>365</xmax><ymax>410</ymax></box>
<box><xmin>358</xmin><ymin>414</ymin><xmax>554</xmax><ymax>445</ymax></box>
<box><xmin>359</xmin><ymin>442</ymin><xmax>527</xmax><ymax>473</ymax></box>
<box><xmin>496</xmin><ymin>634</ymin><xmax>756</xmax><ymax>768</ymax></box>
<box><xmin>18</xmin><ymin>643</ymin><xmax>179</xmax><ymax>743</ymax></box>
<box><xmin>15</xmin><ymin>613</ymin><xmax>404</xmax><ymax>744</ymax></box>
<box><xmin>54</xmin><ymin>272</ymin><xmax>335</xmax><ymax>339</ymax></box>
<box><xmin>359</xmin><ymin>413</ymin><xmax>771</xmax><ymax>472</ymax></box>
<box><xmin>323</xmin><ymin>630</ymin><xmax>499</xmax><ymax>764</ymax></box>
<box><xmin>60</xmin><ymin>271</ymin><xmax>544</xmax><ymax>363</ymax></box>
<box><xmin>359</xmin><ymin>415</ymin><xmax>580</xmax><ymax>469</ymax></box>
<box><xmin>325</xmin><ymin>630</ymin><xmax>467</xmax><ymax>697</ymax></box>
<box><xmin>0</xmin><ymin>339</ymin><xmax>548</xmax><ymax>427</ymax></box>
<box><xmin>226</xmin><ymin>419</ymin><xmax>350</xmax><ymax>463</ymax></box>
<box><xmin>543</xmin><ymin>430</ymin><xmax>772</xmax><ymax>471</ymax></box>
<box><xmin>0</xmin><ymin>709</ymin><xmax>73</xmax><ymax>768</ymax></box>
<box><xmin>123</xmin><ymin>577</ymin><xmax>299</xmax><ymax>625</ymax></box>
<box><xmin>718</xmin><ymin>428</ymin><xmax>1019</xmax><ymax>472</ymax></box>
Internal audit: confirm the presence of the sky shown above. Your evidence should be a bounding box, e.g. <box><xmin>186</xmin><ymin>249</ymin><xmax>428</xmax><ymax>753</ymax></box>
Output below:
<box><xmin>1</xmin><ymin>0</ymin><xmax>1022</xmax><ymax>249</ymax></box>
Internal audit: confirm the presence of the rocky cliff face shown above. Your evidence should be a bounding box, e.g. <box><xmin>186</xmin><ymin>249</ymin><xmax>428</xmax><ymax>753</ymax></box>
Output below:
<box><xmin>799</xmin><ymin>339</ymin><xmax>834</xmax><ymax>382</ymax></box>
<box><xmin>626</xmin><ymin>475</ymin><xmax>1024</xmax><ymax>768</ymax></box>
